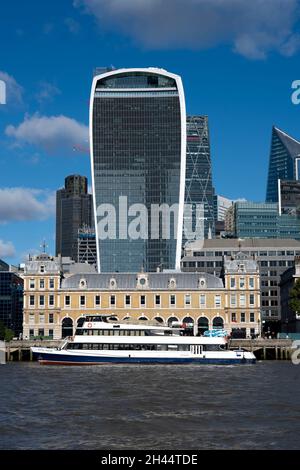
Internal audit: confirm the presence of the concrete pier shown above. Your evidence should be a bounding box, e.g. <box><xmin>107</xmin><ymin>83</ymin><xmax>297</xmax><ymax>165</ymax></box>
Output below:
<box><xmin>229</xmin><ymin>338</ymin><xmax>293</xmax><ymax>360</ymax></box>
<box><xmin>4</xmin><ymin>340</ymin><xmax>61</xmax><ymax>362</ymax></box>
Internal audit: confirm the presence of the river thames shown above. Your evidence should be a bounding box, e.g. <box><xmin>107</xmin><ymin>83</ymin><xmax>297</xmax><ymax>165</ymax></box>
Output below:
<box><xmin>0</xmin><ymin>361</ymin><xmax>299</xmax><ymax>450</ymax></box>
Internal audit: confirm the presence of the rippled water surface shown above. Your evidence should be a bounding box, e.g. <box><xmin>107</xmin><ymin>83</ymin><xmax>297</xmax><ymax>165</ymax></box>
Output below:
<box><xmin>0</xmin><ymin>361</ymin><xmax>300</xmax><ymax>450</ymax></box>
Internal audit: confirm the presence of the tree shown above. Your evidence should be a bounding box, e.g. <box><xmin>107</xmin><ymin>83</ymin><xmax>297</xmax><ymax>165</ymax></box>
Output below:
<box><xmin>289</xmin><ymin>278</ymin><xmax>300</xmax><ymax>314</ymax></box>
<box><xmin>4</xmin><ymin>329</ymin><xmax>14</xmax><ymax>342</ymax></box>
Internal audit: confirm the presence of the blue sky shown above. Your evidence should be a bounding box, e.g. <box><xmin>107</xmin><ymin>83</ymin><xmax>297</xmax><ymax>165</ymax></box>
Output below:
<box><xmin>1</xmin><ymin>0</ymin><xmax>300</xmax><ymax>264</ymax></box>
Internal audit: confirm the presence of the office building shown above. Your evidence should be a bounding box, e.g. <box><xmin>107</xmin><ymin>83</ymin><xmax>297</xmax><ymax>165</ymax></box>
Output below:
<box><xmin>229</xmin><ymin>201</ymin><xmax>300</xmax><ymax>240</ymax></box>
<box><xmin>76</xmin><ymin>226</ymin><xmax>97</xmax><ymax>266</ymax></box>
<box><xmin>214</xmin><ymin>195</ymin><xmax>233</xmax><ymax>222</ymax></box>
<box><xmin>181</xmin><ymin>238</ymin><xmax>300</xmax><ymax>330</ymax></box>
<box><xmin>280</xmin><ymin>256</ymin><xmax>300</xmax><ymax>333</ymax></box>
<box><xmin>266</xmin><ymin>126</ymin><xmax>300</xmax><ymax>203</ymax></box>
<box><xmin>56</xmin><ymin>175</ymin><xmax>93</xmax><ymax>261</ymax></box>
<box><xmin>184</xmin><ymin>116</ymin><xmax>215</xmax><ymax>246</ymax></box>
<box><xmin>90</xmin><ymin>67</ymin><xmax>186</xmax><ymax>273</ymax></box>
<box><xmin>278</xmin><ymin>179</ymin><xmax>300</xmax><ymax>216</ymax></box>
<box><xmin>0</xmin><ymin>261</ymin><xmax>23</xmax><ymax>336</ymax></box>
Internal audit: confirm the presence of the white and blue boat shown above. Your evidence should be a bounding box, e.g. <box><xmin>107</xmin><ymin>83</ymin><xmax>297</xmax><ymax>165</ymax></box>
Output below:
<box><xmin>31</xmin><ymin>315</ymin><xmax>256</xmax><ymax>365</ymax></box>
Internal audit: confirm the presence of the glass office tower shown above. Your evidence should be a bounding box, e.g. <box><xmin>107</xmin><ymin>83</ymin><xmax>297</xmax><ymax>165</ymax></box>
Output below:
<box><xmin>266</xmin><ymin>126</ymin><xmax>300</xmax><ymax>202</ymax></box>
<box><xmin>90</xmin><ymin>68</ymin><xmax>186</xmax><ymax>273</ymax></box>
<box><xmin>184</xmin><ymin>115</ymin><xmax>215</xmax><ymax>247</ymax></box>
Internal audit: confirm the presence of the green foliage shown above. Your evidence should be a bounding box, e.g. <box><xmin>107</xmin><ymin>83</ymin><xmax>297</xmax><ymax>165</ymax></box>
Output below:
<box><xmin>0</xmin><ymin>322</ymin><xmax>15</xmax><ymax>342</ymax></box>
<box><xmin>289</xmin><ymin>278</ymin><xmax>300</xmax><ymax>313</ymax></box>
<box><xmin>4</xmin><ymin>329</ymin><xmax>14</xmax><ymax>342</ymax></box>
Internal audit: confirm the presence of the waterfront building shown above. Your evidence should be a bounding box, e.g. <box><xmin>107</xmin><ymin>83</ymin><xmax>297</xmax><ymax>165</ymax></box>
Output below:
<box><xmin>90</xmin><ymin>67</ymin><xmax>186</xmax><ymax>273</ymax></box>
<box><xmin>280</xmin><ymin>256</ymin><xmax>300</xmax><ymax>333</ymax></box>
<box><xmin>56</xmin><ymin>175</ymin><xmax>93</xmax><ymax>262</ymax></box>
<box><xmin>228</xmin><ymin>201</ymin><xmax>300</xmax><ymax>240</ymax></box>
<box><xmin>183</xmin><ymin>116</ymin><xmax>215</xmax><ymax>246</ymax></box>
<box><xmin>181</xmin><ymin>238</ymin><xmax>300</xmax><ymax>330</ymax></box>
<box><xmin>22</xmin><ymin>255</ymin><xmax>260</xmax><ymax>340</ymax></box>
<box><xmin>0</xmin><ymin>261</ymin><xmax>23</xmax><ymax>336</ymax></box>
<box><xmin>266</xmin><ymin>126</ymin><xmax>300</xmax><ymax>203</ymax></box>
<box><xmin>22</xmin><ymin>253</ymin><xmax>96</xmax><ymax>340</ymax></box>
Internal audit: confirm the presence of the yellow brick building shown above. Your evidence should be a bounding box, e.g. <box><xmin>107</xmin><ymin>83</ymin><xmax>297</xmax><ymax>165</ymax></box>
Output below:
<box><xmin>22</xmin><ymin>253</ymin><xmax>261</xmax><ymax>339</ymax></box>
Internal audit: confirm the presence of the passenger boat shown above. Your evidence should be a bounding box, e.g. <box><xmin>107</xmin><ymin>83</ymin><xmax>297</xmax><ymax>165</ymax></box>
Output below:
<box><xmin>31</xmin><ymin>315</ymin><xmax>256</xmax><ymax>365</ymax></box>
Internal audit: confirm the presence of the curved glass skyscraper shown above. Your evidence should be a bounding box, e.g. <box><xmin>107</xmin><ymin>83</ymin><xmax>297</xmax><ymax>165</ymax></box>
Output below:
<box><xmin>90</xmin><ymin>68</ymin><xmax>186</xmax><ymax>273</ymax></box>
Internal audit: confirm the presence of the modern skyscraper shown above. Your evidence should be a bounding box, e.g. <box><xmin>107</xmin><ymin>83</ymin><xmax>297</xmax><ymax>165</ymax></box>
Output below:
<box><xmin>266</xmin><ymin>126</ymin><xmax>300</xmax><ymax>202</ymax></box>
<box><xmin>184</xmin><ymin>116</ymin><xmax>215</xmax><ymax>245</ymax></box>
<box><xmin>0</xmin><ymin>262</ymin><xmax>23</xmax><ymax>336</ymax></box>
<box><xmin>56</xmin><ymin>175</ymin><xmax>93</xmax><ymax>261</ymax></box>
<box><xmin>90</xmin><ymin>68</ymin><xmax>186</xmax><ymax>273</ymax></box>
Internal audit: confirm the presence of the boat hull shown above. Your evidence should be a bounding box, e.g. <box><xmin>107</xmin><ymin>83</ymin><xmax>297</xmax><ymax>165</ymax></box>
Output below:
<box><xmin>31</xmin><ymin>349</ymin><xmax>256</xmax><ymax>365</ymax></box>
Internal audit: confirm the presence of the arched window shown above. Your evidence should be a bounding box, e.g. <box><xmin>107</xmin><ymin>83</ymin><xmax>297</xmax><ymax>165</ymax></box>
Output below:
<box><xmin>167</xmin><ymin>316</ymin><xmax>179</xmax><ymax>327</ymax></box>
<box><xmin>138</xmin><ymin>316</ymin><xmax>148</xmax><ymax>321</ymax></box>
<box><xmin>182</xmin><ymin>316</ymin><xmax>194</xmax><ymax>335</ymax></box>
<box><xmin>213</xmin><ymin>317</ymin><xmax>224</xmax><ymax>329</ymax></box>
<box><xmin>62</xmin><ymin>317</ymin><xmax>73</xmax><ymax>338</ymax></box>
<box><xmin>198</xmin><ymin>317</ymin><xmax>209</xmax><ymax>336</ymax></box>
<box><xmin>154</xmin><ymin>316</ymin><xmax>164</xmax><ymax>324</ymax></box>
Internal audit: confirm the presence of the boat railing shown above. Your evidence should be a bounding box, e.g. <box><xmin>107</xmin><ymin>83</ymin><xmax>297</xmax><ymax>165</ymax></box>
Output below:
<box><xmin>107</xmin><ymin>318</ymin><xmax>170</xmax><ymax>328</ymax></box>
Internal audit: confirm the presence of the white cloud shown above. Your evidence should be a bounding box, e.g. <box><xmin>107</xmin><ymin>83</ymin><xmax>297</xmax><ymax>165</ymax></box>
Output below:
<box><xmin>0</xmin><ymin>240</ymin><xmax>16</xmax><ymax>259</ymax></box>
<box><xmin>0</xmin><ymin>71</ymin><xmax>24</xmax><ymax>106</ymax></box>
<box><xmin>0</xmin><ymin>188</ymin><xmax>55</xmax><ymax>224</ymax></box>
<box><xmin>35</xmin><ymin>81</ymin><xmax>61</xmax><ymax>104</ymax></box>
<box><xmin>74</xmin><ymin>0</ymin><xmax>300</xmax><ymax>59</ymax></box>
<box><xmin>5</xmin><ymin>114</ymin><xmax>89</xmax><ymax>153</ymax></box>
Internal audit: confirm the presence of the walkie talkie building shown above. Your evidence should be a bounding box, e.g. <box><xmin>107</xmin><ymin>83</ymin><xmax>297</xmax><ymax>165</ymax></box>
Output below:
<box><xmin>90</xmin><ymin>68</ymin><xmax>186</xmax><ymax>273</ymax></box>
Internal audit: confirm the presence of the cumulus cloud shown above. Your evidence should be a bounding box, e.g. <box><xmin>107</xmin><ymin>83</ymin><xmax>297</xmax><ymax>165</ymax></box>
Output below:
<box><xmin>0</xmin><ymin>240</ymin><xmax>16</xmax><ymax>258</ymax></box>
<box><xmin>74</xmin><ymin>0</ymin><xmax>300</xmax><ymax>59</ymax></box>
<box><xmin>5</xmin><ymin>114</ymin><xmax>89</xmax><ymax>153</ymax></box>
<box><xmin>0</xmin><ymin>188</ymin><xmax>55</xmax><ymax>224</ymax></box>
<box><xmin>0</xmin><ymin>71</ymin><xmax>24</xmax><ymax>106</ymax></box>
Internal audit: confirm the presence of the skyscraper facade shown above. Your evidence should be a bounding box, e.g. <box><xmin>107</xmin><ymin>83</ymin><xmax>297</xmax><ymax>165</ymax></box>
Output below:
<box><xmin>56</xmin><ymin>175</ymin><xmax>93</xmax><ymax>261</ymax></box>
<box><xmin>184</xmin><ymin>116</ymin><xmax>215</xmax><ymax>246</ymax></box>
<box><xmin>90</xmin><ymin>68</ymin><xmax>186</xmax><ymax>273</ymax></box>
<box><xmin>266</xmin><ymin>126</ymin><xmax>300</xmax><ymax>202</ymax></box>
<box><xmin>0</xmin><ymin>263</ymin><xmax>23</xmax><ymax>336</ymax></box>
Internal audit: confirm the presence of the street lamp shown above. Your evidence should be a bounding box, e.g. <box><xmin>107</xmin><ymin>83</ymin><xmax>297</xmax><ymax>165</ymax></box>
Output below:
<box><xmin>286</xmin><ymin>319</ymin><xmax>289</xmax><ymax>339</ymax></box>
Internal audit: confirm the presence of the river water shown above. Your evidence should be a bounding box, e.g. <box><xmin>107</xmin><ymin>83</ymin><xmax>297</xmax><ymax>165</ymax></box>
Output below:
<box><xmin>0</xmin><ymin>361</ymin><xmax>299</xmax><ymax>450</ymax></box>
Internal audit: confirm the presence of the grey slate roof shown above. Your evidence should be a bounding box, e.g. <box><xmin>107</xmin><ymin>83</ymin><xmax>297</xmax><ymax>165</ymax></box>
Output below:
<box><xmin>61</xmin><ymin>272</ymin><xmax>224</xmax><ymax>290</ymax></box>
